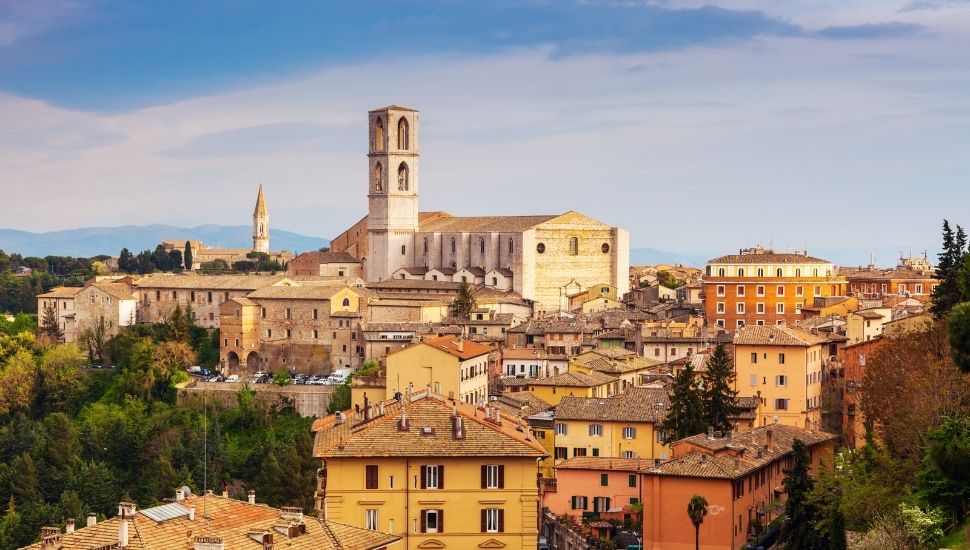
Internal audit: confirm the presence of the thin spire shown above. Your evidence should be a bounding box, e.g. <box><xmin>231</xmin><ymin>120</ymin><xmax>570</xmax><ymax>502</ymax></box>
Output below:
<box><xmin>254</xmin><ymin>183</ymin><xmax>267</xmax><ymax>216</ymax></box>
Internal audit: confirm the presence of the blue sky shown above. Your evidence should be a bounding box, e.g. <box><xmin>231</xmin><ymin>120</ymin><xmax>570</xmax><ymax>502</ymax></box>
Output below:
<box><xmin>1</xmin><ymin>0</ymin><xmax>969</xmax><ymax>263</ymax></box>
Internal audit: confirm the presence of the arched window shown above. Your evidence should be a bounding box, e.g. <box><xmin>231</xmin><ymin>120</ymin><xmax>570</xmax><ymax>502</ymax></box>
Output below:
<box><xmin>757</xmin><ymin>268</ymin><xmax>764</xmax><ymax>277</ymax></box>
<box><xmin>796</xmin><ymin>268</ymin><xmax>802</xmax><ymax>277</ymax></box>
<box><xmin>480</xmin><ymin>238</ymin><xmax>485</xmax><ymax>255</ymax></box>
<box><xmin>508</xmin><ymin>238</ymin><xmax>514</xmax><ymax>255</ymax></box>
<box><xmin>342</xmin><ymin>298</ymin><xmax>350</xmax><ymax>307</ymax></box>
<box><xmin>738</xmin><ymin>268</ymin><xmax>745</xmax><ymax>277</ymax></box>
<box><xmin>423</xmin><ymin>237</ymin><xmax>429</xmax><ymax>256</ymax></box>
<box><xmin>568</xmin><ymin>237</ymin><xmax>579</xmax><ymax>255</ymax></box>
<box><xmin>374</xmin><ymin>118</ymin><xmax>384</xmax><ymax>152</ymax></box>
<box><xmin>718</xmin><ymin>268</ymin><xmax>725</xmax><ymax>276</ymax></box>
<box><xmin>401</xmin><ymin>244</ymin><xmax>406</xmax><ymax>256</ymax></box>
<box><xmin>813</xmin><ymin>268</ymin><xmax>819</xmax><ymax>276</ymax></box>
<box><xmin>776</xmin><ymin>268</ymin><xmax>783</xmax><ymax>277</ymax></box>
<box><xmin>398</xmin><ymin>162</ymin><xmax>409</xmax><ymax>191</ymax></box>
<box><xmin>374</xmin><ymin>162</ymin><xmax>383</xmax><ymax>192</ymax></box>
<box><xmin>397</xmin><ymin>117</ymin><xmax>409</xmax><ymax>150</ymax></box>
<box><xmin>451</xmin><ymin>237</ymin><xmax>456</xmax><ymax>254</ymax></box>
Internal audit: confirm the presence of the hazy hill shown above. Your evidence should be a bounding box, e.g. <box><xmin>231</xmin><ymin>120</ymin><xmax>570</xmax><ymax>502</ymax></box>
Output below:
<box><xmin>0</xmin><ymin>225</ymin><xmax>330</xmax><ymax>258</ymax></box>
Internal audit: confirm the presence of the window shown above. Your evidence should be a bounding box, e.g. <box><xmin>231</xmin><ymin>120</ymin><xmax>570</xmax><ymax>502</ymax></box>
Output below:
<box><xmin>757</xmin><ymin>268</ymin><xmax>764</xmax><ymax>277</ymax></box>
<box><xmin>776</xmin><ymin>303</ymin><xmax>785</xmax><ymax>314</ymax></box>
<box><xmin>915</xmin><ymin>284</ymin><xmax>923</xmax><ymax>294</ymax></box>
<box><xmin>751</xmin><ymin>352</ymin><xmax>758</xmax><ymax>364</ymax></box>
<box><xmin>600</xmin><ymin>473</ymin><xmax>609</xmax><ymax>486</ymax></box>
<box><xmin>775</xmin><ymin>375</ymin><xmax>787</xmax><ymax>387</ymax></box>
<box><xmin>629</xmin><ymin>475</ymin><xmax>637</xmax><ymax>487</ymax></box>
<box><xmin>756</xmin><ymin>303</ymin><xmax>765</xmax><ymax>314</ymax></box>
<box><xmin>775</xmin><ymin>398</ymin><xmax>789</xmax><ymax>410</ymax></box>
<box><xmin>738</xmin><ymin>268</ymin><xmax>745</xmax><ymax>277</ymax></box>
<box><xmin>777</xmin><ymin>285</ymin><xmax>785</xmax><ymax>296</ymax></box>
<box><xmin>795</xmin><ymin>285</ymin><xmax>803</xmax><ymax>297</ymax></box>
<box><xmin>716</xmin><ymin>285</ymin><xmax>726</xmax><ymax>297</ymax></box>
<box><xmin>285</xmin><ymin>329</ymin><xmax>292</xmax><ymax>339</ymax></box>
<box><xmin>421</xmin><ymin>465</ymin><xmax>443</xmax><ymax>489</ymax></box>
<box><xmin>401</xmin><ymin>244</ymin><xmax>406</xmax><ymax>255</ymax></box>
<box><xmin>509</xmin><ymin>238</ymin><xmax>514</xmax><ymax>255</ymax></box>
<box><xmin>555</xmin><ymin>447</ymin><xmax>568</xmax><ymax>459</ymax></box>
<box><xmin>814</xmin><ymin>285</ymin><xmax>821</xmax><ymax>297</ymax></box>
<box><xmin>717</xmin><ymin>302</ymin><xmax>725</xmax><ymax>313</ymax></box>
<box><xmin>621</xmin><ymin>451</ymin><xmax>636</xmax><ymax>458</ymax></box>
<box><xmin>623</xmin><ymin>427</ymin><xmax>637</xmax><ymax>439</ymax></box>
<box><xmin>342</xmin><ymin>297</ymin><xmax>350</xmax><ymax>307</ymax></box>
<box><xmin>749</xmin><ymin>373</ymin><xmax>757</xmax><ymax>386</ymax></box>
<box><xmin>568</xmin><ymin>237</ymin><xmax>579</xmax><ymax>255</ymax></box>
<box><xmin>716</xmin><ymin>319</ymin><xmax>725</xmax><ymax>327</ymax></box>
<box><xmin>776</xmin><ymin>268</ymin><xmax>783</xmax><ymax>277</ymax></box>
<box><xmin>555</xmin><ymin>423</ymin><xmax>568</xmax><ymax>435</ymax></box>
<box><xmin>738</xmin><ymin>320</ymin><xmax>745</xmax><ymax>328</ymax></box>
<box><xmin>601</xmin><ymin>243</ymin><xmax>610</xmax><ymax>253</ymax></box>
<box><xmin>374</xmin><ymin>117</ymin><xmax>384</xmax><ymax>151</ymax></box>
<box><xmin>397</xmin><ymin>162</ymin><xmax>409</xmax><ymax>191</ymax></box>
<box><xmin>756</xmin><ymin>285</ymin><xmax>765</xmax><ymax>296</ymax></box>
<box><xmin>736</xmin><ymin>303</ymin><xmax>745</xmax><ymax>314</ymax></box>
<box><xmin>365</xmin><ymin>509</ymin><xmax>378</xmax><ymax>531</ymax></box>
<box><xmin>480</xmin><ymin>238</ymin><xmax>485</xmax><ymax>255</ymax></box>
<box><xmin>261</xmin><ymin>307</ymin><xmax>266</xmax><ymax>319</ymax></box>
<box><xmin>365</xmin><ymin>465</ymin><xmax>379</xmax><ymax>489</ymax></box>
<box><xmin>266</xmin><ymin>329</ymin><xmax>272</xmax><ymax>338</ymax></box>
<box><xmin>421</xmin><ymin>509</ymin><xmax>442</xmax><ymax>533</ymax></box>
<box><xmin>397</xmin><ymin>117</ymin><xmax>409</xmax><ymax>149</ymax></box>
<box><xmin>718</xmin><ymin>267</ymin><xmax>725</xmax><ymax>276</ymax></box>
<box><xmin>571</xmin><ymin>496</ymin><xmax>588</xmax><ymax>510</ymax></box>
<box><xmin>779</xmin><ymin>353</ymin><xmax>785</xmax><ymax>364</ymax></box>
<box><xmin>655</xmin><ymin>430</ymin><xmax>667</xmax><ymax>443</ymax></box>
<box><xmin>373</xmin><ymin>162</ymin><xmax>383</xmax><ymax>191</ymax></box>
<box><xmin>737</xmin><ymin>285</ymin><xmax>745</xmax><ymax>296</ymax></box>
<box><xmin>482</xmin><ymin>465</ymin><xmax>504</xmax><ymax>489</ymax></box>
<box><xmin>573</xmin><ymin>448</ymin><xmax>587</xmax><ymax>457</ymax></box>
<box><xmin>589</xmin><ymin>424</ymin><xmax>603</xmax><ymax>436</ymax></box>
<box><xmin>796</xmin><ymin>268</ymin><xmax>802</xmax><ymax>277</ymax></box>
<box><xmin>285</xmin><ymin>308</ymin><xmax>291</xmax><ymax>319</ymax></box>
<box><xmin>482</xmin><ymin>509</ymin><xmax>504</xmax><ymax>533</ymax></box>
<box><xmin>207</xmin><ymin>292</ymin><xmax>212</xmax><ymax>303</ymax></box>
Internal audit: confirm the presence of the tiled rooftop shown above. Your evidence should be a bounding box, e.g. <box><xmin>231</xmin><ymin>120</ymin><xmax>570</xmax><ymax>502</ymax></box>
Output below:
<box><xmin>554</xmin><ymin>387</ymin><xmax>669</xmax><ymax>423</ymax></box>
<box><xmin>733</xmin><ymin>324</ymin><xmax>826</xmax><ymax>347</ymax></box>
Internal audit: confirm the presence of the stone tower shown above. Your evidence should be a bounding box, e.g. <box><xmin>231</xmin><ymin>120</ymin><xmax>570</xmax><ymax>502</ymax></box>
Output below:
<box><xmin>365</xmin><ymin>106</ymin><xmax>420</xmax><ymax>281</ymax></box>
<box><xmin>252</xmin><ymin>184</ymin><xmax>270</xmax><ymax>253</ymax></box>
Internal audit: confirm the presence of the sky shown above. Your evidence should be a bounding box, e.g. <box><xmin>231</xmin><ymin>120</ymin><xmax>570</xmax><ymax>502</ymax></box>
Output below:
<box><xmin>1</xmin><ymin>0</ymin><xmax>969</xmax><ymax>262</ymax></box>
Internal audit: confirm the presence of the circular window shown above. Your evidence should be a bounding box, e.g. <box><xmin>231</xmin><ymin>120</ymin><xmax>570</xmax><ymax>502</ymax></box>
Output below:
<box><xmin>601</xmin><ymin>243</ymin><xmax>610</xmax><ymax>254</ymax></box>
<box><xmin>536</xmin><ymin>243</ymin><xmax>546</xmax><ymax>253</ymax></box>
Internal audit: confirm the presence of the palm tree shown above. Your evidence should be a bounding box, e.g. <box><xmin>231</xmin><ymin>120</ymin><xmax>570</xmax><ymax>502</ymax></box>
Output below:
<box><xmin>687</xmin><ymin>494</ymin><xmax>708</xmax><ymax>550</ymax></box>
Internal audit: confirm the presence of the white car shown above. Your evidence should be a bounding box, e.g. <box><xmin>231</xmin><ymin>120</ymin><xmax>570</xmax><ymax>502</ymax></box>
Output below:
<box><xmin>225</xmin><ymin>374</ymin><xmax>240</xmax><ymax>383</ymax></box>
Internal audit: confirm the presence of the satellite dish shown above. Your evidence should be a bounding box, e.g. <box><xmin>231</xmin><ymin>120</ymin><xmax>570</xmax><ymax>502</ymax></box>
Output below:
<box><xmin>180</xmin><ymin>486</ymin><xmax>192</xmax><ymax>497</ymax></box>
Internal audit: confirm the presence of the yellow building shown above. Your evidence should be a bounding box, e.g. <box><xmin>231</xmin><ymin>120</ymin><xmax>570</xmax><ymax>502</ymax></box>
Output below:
<box><xmin>570</xmin><ymin>348</ymin><xmax>661</xmax><ymax>388</ymax></box>
<box><xmin>552</xmin><ymin>386</ymin><xmax>671</xmax><ymax>462</ymax></box>
<box><xmin>502</xmin><ymin>370</ymin><xmax>618</xmax><ymax>405</ymax></box>
<box><xmin>386</xmin><ymin>335</ymin><xmax>491</xmax><ymax>405</ymax></box>
<box><xmin>733</xmin><ymin>325</ymin><xmax>826</xmax><ymax>430</ymax></box>
<box><xmin>312</xmin><ymin>390</ymin><xmax>547</xmax><ymax>550</ymax></box>
<box><xmin>846</xmin><ymin>307</ymin><xmax>891</xmax><ymax>344</ymax></box>
<box><xmin>566</xmin><ymin>283</ymin><xmax>618</xmax><ymax>311</ymax></box>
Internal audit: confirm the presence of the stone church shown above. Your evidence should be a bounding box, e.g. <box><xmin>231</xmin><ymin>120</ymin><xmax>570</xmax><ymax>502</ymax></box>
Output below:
<box><xmin>330</xmin><ymin>105</ymin><xmax>630</xmax><ymax>312</ymax></box>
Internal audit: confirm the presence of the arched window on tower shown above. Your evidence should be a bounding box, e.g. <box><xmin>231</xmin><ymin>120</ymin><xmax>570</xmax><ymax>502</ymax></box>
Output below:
<box><xmin>796</xmin><ymin>268</ymin><xmax>802</xmax><ymax>277</ymax></box>
<box><xmin>423</xmin><ymin>237</ymin><xmax>429</xmax><ymax>256</ymax></box>
<box><xmin>508</xmin><ymin>238</ymin><xmax>514</xmax><ymax>255</ymax></box>
<box><xmin>374</xmin><ymin>162</ymin><xmax>383</xmax><ymax>192</ymax></box>
<box><xmin>398</xmin><ymin>162</ymin><xmax>409</xmax><ymax>191</ymax></box>
<box><xmin>480</xmin><ymin>238</ymin><xmax>485</xmax><ymax>255</ymax></box>
<box><xmin>374</xmin><ymin>118</ymin><xmax>384</xmax><ymax>152</ymax></box>
<box><xmin>398</xmin><ymin>117</ymin><xmax>409</xmax><ymax>150</ymax></box>
<box><xmin>451</xmin><ymin>237</ymin><xmax>457</xmax><ymax>254</ymax></box>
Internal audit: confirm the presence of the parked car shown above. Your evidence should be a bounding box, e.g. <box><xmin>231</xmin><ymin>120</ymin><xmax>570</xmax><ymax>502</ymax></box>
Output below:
<box><xmin>225</xmin><ymin>374</ymin><xmax>240</xmax><ymax>383</ymax></box>
<box><xmin>187</xmin><ymin>366</ymin><xmax>202</xmax><ymax>374</ymax></box>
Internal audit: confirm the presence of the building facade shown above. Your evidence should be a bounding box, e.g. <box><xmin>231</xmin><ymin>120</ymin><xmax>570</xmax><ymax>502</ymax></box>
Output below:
<box><xmin>385</xmin><ymin>335</ymin><xmax>491</xmax><ymax>405</ymax></box>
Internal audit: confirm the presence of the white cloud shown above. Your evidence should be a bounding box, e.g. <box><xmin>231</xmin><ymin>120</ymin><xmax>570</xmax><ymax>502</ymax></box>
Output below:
<box><xmin>1</xmin><ymin>23</ymin><xmax>968</xmax><ymax>257</ymax></box>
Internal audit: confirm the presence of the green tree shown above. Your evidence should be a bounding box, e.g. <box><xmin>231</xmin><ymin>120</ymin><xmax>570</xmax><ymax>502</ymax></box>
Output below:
<box><xmin>931</xmin><ymin>220</ymin><xmax>967</xmax><ymax>316</ymax></box>
<box><xmin>272</xmin><ymin>368</ymin><xmax>292</xmax><ymax>386</ymax></box>
<box><xmin>36</xmin><ymin>344</ymin><xmax>86</xmax><ymax>412</ymax></box>
<box><xmin>687</xmin><ymin>494</ymin><xmax>708</xmax><ymax>550</ymax></box>
<box><xmin>700</xmin><ymin>344</ymin><xmax>741</xmax><ymax>434</ymax></box>
<box><xmin>0</xmin><ymin>350</ymin><xmax>36</xmax><ymax>415</ymax></box>
<box><xmin>658</xmin><ymin>362</ymin><xmax>706</xmax><ymax>441</ymax></box>
<box><xmin>39</xmin><ymin>301</ymin><xmax>63</xmax><ymax>341</ymax></box>
<box><xmin>184</xmin><ymin>241</ymin><xmax>193</xmax><ymax>271</ymax></box>
<box><xmin>9</xmin><ymin>454</ymin><xmax>42</xmax><ymax>506</ymax></box>
<box><xmin>118</xmin><ymin>248</ymin><xmax>134</xmax><ymax>272</ymax></box>
<box><xmin>946</xmin><ymin>301</ymin><xmax>970</xmax><ymax>374</ymax></box>
<box><xmin>79</xmin><ymin>316</ymin><xmax>108</xmax><ymax>364</ymax></box>
<box><xmin>780</xmin><ymin>439</ymin><xmax>825</xmax><ymax>550</ymax></box>
<box><xmin>169</xmin><ymin>304</ymin><xmax>190</xmax><ymax>343</ymax></box>
<box><xmin>451</xmin><ymin>281</ymin><xmax>477</xmax><ymax>320</ymax></box>
<box><xmin>152</xmin><ymin>245</ymin><xmax>171</xmax><ymax>271</ymax></box>
<box><xmin>657</xmin><ymin>270</ymin><xmax>682</xmax><ymax>290</ymax></box>
<box><xmin>915</xmin><ymin>416</ymin><xmax>970</xmax><ymax>524</ymax></box>
<box><xmin>167</xmin><ymin>249</ymin><xmax>183</xmax><ymax>272</ymax></box>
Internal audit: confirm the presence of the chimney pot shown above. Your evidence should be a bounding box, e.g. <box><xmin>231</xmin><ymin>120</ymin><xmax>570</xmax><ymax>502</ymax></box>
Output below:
<box><xmin>87</xmin><ymin>513</ymin><xmax>97</xmax><ymax>527</ymax></box>
<box><xmin>176</xmin><ymin>487</ymin><xmax>185</xmax><ymax>501</ymax></box>
<box><xmin>248</xmin><ymin>490</ymin><xmax>256</xmax><ymax>505</ymax></box>
<box><xmin>188</xmin><ymin>507</ymin><xmax>196</xmax><ymax>521</ymax></box>
<box><xmin>65</xmin><ymin>519</ymin><xmax>75</xmax><ymax>534</ymax></box>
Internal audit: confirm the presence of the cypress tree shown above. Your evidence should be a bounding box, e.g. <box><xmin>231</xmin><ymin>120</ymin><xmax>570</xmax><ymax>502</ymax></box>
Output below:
<box><xmin>451</xmin><ymin>281</ymin><xmax>477</xmax><ymax>320</ymax></box>
<box><xmin>780</xmin><ymin>439</ymin><xmax>824</xmax><ymax>550</ymax></box>
<box><xmin>701</xmin><ymin>344</ymin><xmax>741</xmax><ymax>434</ymax></box>
<box><xmin>932</xmin><ymin>220</ymin><xmax>967</xmax><ymax>315</ymax></box>
<box><xmin>659</xmin><ymin>362</ymin><xmax>707</xmax><ymax>441</ymax></box>
<box><xmin>184</xmin><ymin>241</ymin><xmax>194</xmax><ymax>271</ymax></box>
<box><xmin>40</xmin><ymin>301</ymin><xmax>63</xmax><ymax>341</ymax></box>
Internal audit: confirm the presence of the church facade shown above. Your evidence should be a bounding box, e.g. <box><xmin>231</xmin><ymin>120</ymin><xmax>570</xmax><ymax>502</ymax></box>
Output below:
<box><xmin>330</xmin><ymin>105</ymin><xmax>630</xmax><ymax>312</ymax></box>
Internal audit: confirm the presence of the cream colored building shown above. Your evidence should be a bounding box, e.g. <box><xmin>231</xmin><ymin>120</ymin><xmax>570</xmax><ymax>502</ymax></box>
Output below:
<box><xmin>846</xmin><ymin>307</ymin><xmax>891</xmax><ymax>344</ymax></box>
<box><xmin>74</xmin><ymin>283</ymin><xmax>138</xmax><ymax>340</ymax></box>
<box><xmin>329</xmin><ymin>105</ymin><xmax>630</xmax><ymax>313</ymax></box>
<box><xmin>386</xmin><ymin>335</ymin><xmax>491</xmax><ymax>405</ymax></box>
<box><xmin>135</xmin><ymin>273</ymin><xmax>288</xmax><ymax>328</ymax></box>
<box><xmin>733</xmin><ymin>324</ymin><xmax>826</xmax><ymax>430</ymax></box>
<box><xmin>36</xmin><ymin>287</ymin><xmax>82</xmax><ymax>343</ymax></box>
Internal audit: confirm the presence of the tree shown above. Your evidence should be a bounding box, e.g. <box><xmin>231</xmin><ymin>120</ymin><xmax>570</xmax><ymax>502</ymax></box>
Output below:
<box><xmin>687</xmin><ymin>494</ymin><xmax>708</xmax><ymax>550</ymax></box>
<box><xmin>36</xmin><ymin>344</ymin><xmax>86</xmax><ymax>412</ymax></box>
<box><xmin>118</xmin><ymin>248</ymin><xmax>134</xmax><ymax>272</ymax></box>
<box><xmin>0</xmin><ymin>350</ymin><xmax>36</xmax><ymax>415</ymax></box>
<box><xmin>946</xmin><ymin>301</ymin><xmax>970</xmax><ymax>374</ymax></box>
<box><xmin>152</xmin><ymin>245</ymin><xmax>170</xmax><ymax>271</ymax></box>
<box><xmin>90</xmin><ymin>260</ymin><xmax>109</xmax><ymax>275</ymax></box>
<box><xmin>272</xmin><ymin>368</ymin><xmax>292</xmax><ymax>386</ymax></box>
<box><xmin>659</xmin><ymin>362</ymin><xmax>706</xmax><ymax>441</ymax></box>
<box><xmin>184</xmin><ymin>241</ymin><xmax>193</xmax><ymax>271</ymax></box>
<box><xmin>136</xmin><ymin>250</ymin><xmax>155</xmax><ymax>274</ymax></box>
<box><xmin>79</xmin><ymin>315</ymin><xmax>108</xmax><ymax>364</ymax></box>
<box><xmin>931</xmin><ymin>220</ymin><xmax>967</xmax><ymax>316</ymax></box>
<box><xmin>780</xmin><ymin>439</ymin><xmax>825</xmax><ymax>550</ymax></box>
<box><xmin>451</xmin><ymin>281</ymin><xmax>477</xmax><ymax>320</ymax></box>
<box><xmin>701</xmin><ymin>344</ymin><xmax>741</xmax><ymax>433</ymax></box>
<box><xmin>915</xmin><ymin>416</ymin><xmax>970</xmax><ymax>524</ymax></box>
<box><xmin>39</xmin><ymin>301</ymin><xmax>63</xmax><ymax>342</ymax></box>
<box><xmin>169</xmin><ymin>305</ymin><xmax>190</xmax><ymax>343</ymax></box>
<box><xmin>9</xmin><ymin>454</ymin><xmax>42</xmax><ymax>506</ymax></box>
<box><xmin>167</xmin><ymin>250</ymin><xmax>183</xmax><ymax>272</ymax></box>
<box><xmin>657</xmin><ymin>270</ymin><xmax>682</xmax><ymax>290</ymax></box>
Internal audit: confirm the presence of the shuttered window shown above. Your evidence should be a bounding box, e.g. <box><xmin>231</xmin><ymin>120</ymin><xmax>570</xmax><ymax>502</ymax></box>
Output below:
<box><xmin>365</xmin><ymin>465</ymin><xmax>378</xmax><ymax>490</ymax></box>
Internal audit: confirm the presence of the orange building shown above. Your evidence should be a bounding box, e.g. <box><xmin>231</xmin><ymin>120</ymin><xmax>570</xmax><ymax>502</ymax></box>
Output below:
<box><xmin>837</xmin><ymin>337</ymin><xmax>887</xmax><ymax>449</ymax></box>
<box><xmin>841</xmin><ymin>265</ymin><xmax>938</xmax><ymax>300</ymax></box>
<box><xmin>640</xmin><ymin>425</ymin><xmax>836</xmax><ymax>550</ymax></box>
<box><xmin>704</xmin><ymin>247</ymin><xmax>847</xmax><ymax>331</ymax></box>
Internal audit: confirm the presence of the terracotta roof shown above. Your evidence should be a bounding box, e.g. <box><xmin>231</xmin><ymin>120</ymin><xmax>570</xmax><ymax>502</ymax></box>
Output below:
<box><xmin>398</xmin><ymin>266</ymin><xmax>429</xmax><ymax>275</ymax></box>
<box><xmin>246</xmin><ymin>285</ymin><xmax>351</xmax><ymax>300</ymax></box>
<box><xmin>20</xmin><ymin>494</ymin><xmax>399</xmax><ymax>550</ymax></box>
<box><xmin>419</xmin><ymin>214</ymin><xmax>558</xmax><ymax>233</ymax></box>
<box><xmin>502</xmin><ymin>348</ymin><xmax>548</xmax><ymax>360</ymax></box>
<box><xmin>415</xmin><ymin>335</ymin><xmax>492</xmax><ymax>360</ymax></box>
<box><xmin>555</xmin><ymin>387</ymin><xmax>669</xmax><ymax>423</ymax></box>
<box><xmin>488</xmin><ymin>392</ymin><xmax>553</xmax><ymax>417</ymax></box>
<box><xmin>733</xmin><ymin>324</ymin><xmax>826</xmax><ymax>346</ymax></box>
<box><xmin>556</xmin><ymin>456</ymin><xmax>657</xmax><ymax>471</ymax></box>
<box><xmin>501</xmin><ymin>370</ymin><xmax>615</xmax><ymax>388</ymax></box>
<box><xmin>84</xmin><ymin>283</ymin><xmax>136</xmax><ymax>301</ymax></box>
<box><xmin>368</xmin><ymin>279</ymin><xmax>461</xmax><ymax>290</ymax></box>
<box><xmin>290</xmin><ymin>250</ymin><xmax>360</xmax><ymax>264</ymax></box>
<box><xmin>852</xmin><ymin>309</ymin><xmax>886</xmax><ymax>320</ymax></box>
<box><xmin>313</xmin><ymin>391</ymin><xmax>547</xmax><ymax>458</ymax></box>
<box><xmin>840</xmin><ymin>267</ymin><xmax>936</xmax><ymax>280</ymax></box>
<box><xmin>708</xmin><ymin>251</ymin><xmax>831</xmax><ymax>265</ymax></box>
<box><xmin>492</xmin><ymin>268</ymin><xmax>514</xmax><ymax>277</ymax></box>
<box><xmin>37</xmin><ymin>286</ymin><xmax>83</xmax><ymax>299</ymax></box>
<box><xmin>135</xmin><ymin>274</ymin><xmax>287</xmax><ymax>290</ymax></box>
<box><xmin>459</xmin><ymin>267</ymin><xmax>487</xmax><ymax>277</ymax></box>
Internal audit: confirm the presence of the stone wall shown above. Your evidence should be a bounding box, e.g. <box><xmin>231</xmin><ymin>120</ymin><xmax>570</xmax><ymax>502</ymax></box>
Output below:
<box><xmin>178</xmin><ymin>381</ymin><xmax>335</xmax><ymax>417</ymax></box>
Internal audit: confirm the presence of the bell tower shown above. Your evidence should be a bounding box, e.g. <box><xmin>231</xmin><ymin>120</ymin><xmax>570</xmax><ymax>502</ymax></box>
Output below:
<box><xmin>252</xmin><ymin>183</ymin><xmax>269</xmax><ymax>253</ymax></box>
<box><xmin>366</xmin><ymin>106</ymin><xmax>420</xmax><ymax>281</ymax></box>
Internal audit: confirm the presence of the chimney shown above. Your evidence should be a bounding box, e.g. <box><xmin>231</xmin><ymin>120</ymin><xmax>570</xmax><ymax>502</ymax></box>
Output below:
<box><xmin>221</xmin><ymin>482</ymin><xmax>229</xmax><ymax>498</ymax></box>
<box><xmin>452</xmin><ymin>414</ymin><xmax>465</xmax><ymax>440</ymax></box>
<box><xmin>707</xmin><ymin>426</ymin><xmax>715</xmax><ymax>440</ymax></box>
<box><xmin>398</xmin><ymin>409</ymin><xmax>409</xmax><ymax>432</ymax></box>
<box><xmin>280</xmin><ymin>507</ymin><xmax>304</xmax><ymax>522</ymax></box>
<box><xmin>766</xmin><ymin>428</ymin><xmax>773</xmax><ymax>452</ymax></box>
<box><xmin>39</xmin><ymin>529</ymin><xmax>61</xmax><ymax>550</ymax></box>
<box><xmin>194</xmin><ymin>536</ymin><xmax>225</xmax><ymax>550</ymax></box>
<box><xmin>65</xmin><ymin>519</ymin><xmax>75</xmax><ymax>534</ymax></box>
<box><xmin>176</xmin><ymin>487</ymin><xmax>185</xmax><ymax>501</ymax></box>
<box><xmin>248</xmin><ymin>490</ymin><xmax>256</xmax><ymax>505</ymax></box>
<box><xmin>188</xmin><ymin>507</ymin><xmax>196</xmax><ymax>521</ymax></box>
<box><xmin>87</xmin><ymin>513</ymin><xmax>97</xmax><ymax>527</ymax></box>
<box><xmin>118</xmin><ymin>517</ymin><xmax>129</xmax><ymax>548</ymax></box>
<box><xmin>363</xmin><ymin>393</ymin><xmax>370</xmax><ymax>420</ymax></box>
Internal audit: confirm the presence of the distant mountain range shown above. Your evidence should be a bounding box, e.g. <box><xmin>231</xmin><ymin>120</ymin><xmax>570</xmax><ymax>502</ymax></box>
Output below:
<box><xmin>0</xmin><ymin>225</ymin><xmax>330</xmax><ymax>258</ymax></box>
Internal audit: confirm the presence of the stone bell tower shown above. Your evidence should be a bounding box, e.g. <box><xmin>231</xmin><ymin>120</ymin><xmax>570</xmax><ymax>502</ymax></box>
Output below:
<box><xmin>365</xmin><ymin>106</ymin><xmax>420</xmax><ymax>282</ymax></box>
<box><xmin>252</xmin><ymin>184</ymin><xmax>270</xmax><ymax>253</ymax></box>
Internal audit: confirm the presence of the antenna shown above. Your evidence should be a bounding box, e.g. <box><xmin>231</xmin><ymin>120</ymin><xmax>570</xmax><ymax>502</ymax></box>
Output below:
<box><xmin>203</xmin><ymin>388</ymin><xmax>208</xmax><ymax>519</ymax></box>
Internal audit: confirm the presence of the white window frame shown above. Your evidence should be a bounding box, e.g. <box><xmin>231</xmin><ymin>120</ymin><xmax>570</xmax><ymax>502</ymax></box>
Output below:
<box><xmin>589</xmin><ymin>423</ymin><xmax>604</xmax><ymax>437</ymax></box>
<box><xmin>425</xmin><ymin>465</ymin><xmax>440</xmax><ymax>489</ymax></box>
<box><xmin>622</xmin><ymin>427</ymin><xmax>636</xmax><ymax>439</ymax></box>
<box><xmin>776</xmin><ymin>303</ymin><xmax>785</xmax><ymax>314</ymax></box>
<box><xmin>736</xmin><ymin>285</ymin><xmax>745</xmax><ymax>296</ymax></box>
<box><xmin>485</xmin><ymin>464</ymin><xmax>500</xmax><ymax>489</ymax></box>
<box><xmin>716</xmin><ymin>302</ymin><xmax>725</xmax><ymax>314</ymax></box>
<box><xmin>555</xmin><ymin>423</ymin><xmax>568</xmax><ymax>435</ymax></box>
<box><xmin>775</xmin><ymin>375</ymin><xmax>787</xmax><ymax>387</ymax></box>
<box><xmin>485</xmin><ymin>509</ymin><xmax>500</xmax><ymax>533</ymax></box>
<box><xmin>756</xmin><ymin>302</ymin><xmax>765</xmax><ymax>314</ymax></box>
<box><xmin>365</xmin><ymin>509</ymin><xmax>378</xmax><ymax>530</ymax></box>
<box><xmin>736</xmin><ymin>303</ymin><xmax>745</xmax><ymax>314</ymax></box>
<box><xmin>756</xmin><ymin>285</ymin><xmax>765</xmax><ymax>297</ymax></box>
<box><xmin>425</xmin><ymin>509</ymin><xmax>440</xmax><ymax>533</ymax></box>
